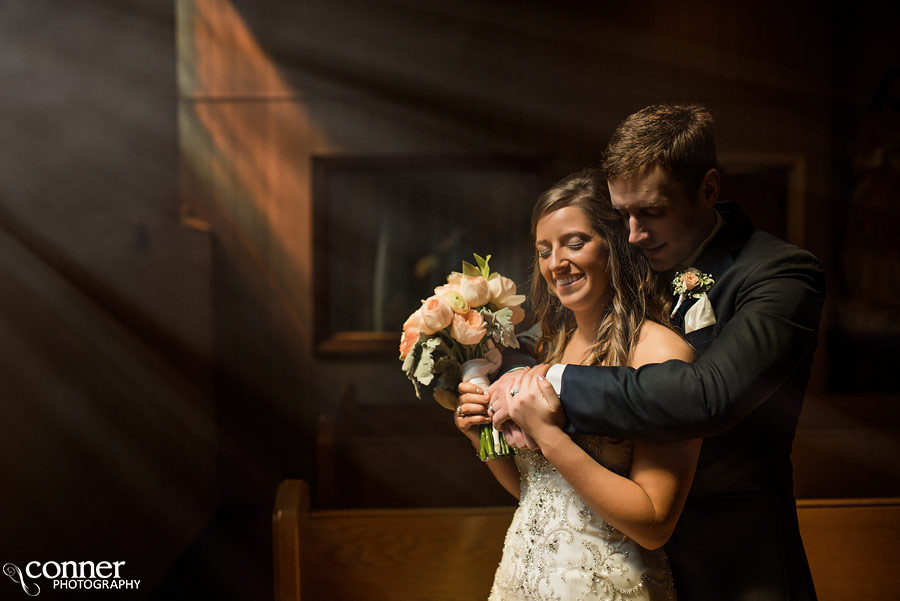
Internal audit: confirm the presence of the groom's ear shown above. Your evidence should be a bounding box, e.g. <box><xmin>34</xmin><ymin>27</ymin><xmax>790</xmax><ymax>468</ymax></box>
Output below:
<box><xmin>697</xmin><ymin>168</ymin><xmax>720</xmax><ymax>208</ymax></box>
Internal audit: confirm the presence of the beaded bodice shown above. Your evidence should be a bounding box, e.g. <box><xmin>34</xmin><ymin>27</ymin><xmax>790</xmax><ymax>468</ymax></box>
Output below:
<box><xmin>488</xmin><ymin>436</ymin><xmax>676</xmax><ymax>601</ymax></box>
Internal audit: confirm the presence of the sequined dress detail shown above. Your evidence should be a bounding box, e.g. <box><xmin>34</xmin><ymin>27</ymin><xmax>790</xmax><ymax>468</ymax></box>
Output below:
<box><xmin>488</xmin><ymin>436</ymin><xmax>676</xmax><ymax>601</ymax></box>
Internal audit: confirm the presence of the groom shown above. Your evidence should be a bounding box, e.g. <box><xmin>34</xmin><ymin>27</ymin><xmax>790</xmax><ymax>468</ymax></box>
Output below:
<box><xmin>491</xmin><ymin>104</ymin><xmax>825</xmax><ymax>601</ymax></box>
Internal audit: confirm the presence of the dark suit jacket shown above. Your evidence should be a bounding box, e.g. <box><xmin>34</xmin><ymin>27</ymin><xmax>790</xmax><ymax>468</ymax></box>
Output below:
<box><xmin>560</xmin><ymin>202</ymin><xmax>825</xmax><ymax>601</ymax></box>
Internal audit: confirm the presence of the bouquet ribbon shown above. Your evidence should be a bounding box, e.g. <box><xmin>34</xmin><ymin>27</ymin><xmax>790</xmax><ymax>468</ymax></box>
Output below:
<box><xmin>460</xmin><ymin>346</ymin><xmax>509</xmax><ymax>460</ymax></box>
<box><xmin>460</xmin><ymin>346</ymin><xmax>503</xmax><ymax>388</ymax></box>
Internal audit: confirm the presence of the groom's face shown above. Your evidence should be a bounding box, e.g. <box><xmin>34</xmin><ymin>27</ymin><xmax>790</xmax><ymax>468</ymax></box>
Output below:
<box><xmin>609</xmin><ymin>163</ymin><xmax>714</xmax><ymax>272</ymax></box>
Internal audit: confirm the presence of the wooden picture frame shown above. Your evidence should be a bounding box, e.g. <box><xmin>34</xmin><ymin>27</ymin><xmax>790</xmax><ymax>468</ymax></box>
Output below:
<box><xmin>718</xmin><ymin>152</ymin><xmax>807</xmax><ymax>246</ymax></box>
<box><xmin>312</xmin><ymin>155</ymin><xmax>545</xmax><ymax>355</ymax></box>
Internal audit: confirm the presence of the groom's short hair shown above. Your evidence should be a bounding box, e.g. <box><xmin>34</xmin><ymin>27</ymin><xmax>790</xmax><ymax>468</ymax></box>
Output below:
<box><xmin>602</xmin><ymin>104</ymin><xmax>717</xmax><ymax>199</ymax></box>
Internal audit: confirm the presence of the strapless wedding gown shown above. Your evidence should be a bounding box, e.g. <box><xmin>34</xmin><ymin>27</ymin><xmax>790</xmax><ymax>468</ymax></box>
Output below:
<box><xmin>488</xmin><ymin>436</ymin><xmax>676</xmax><ymax>601</ymax></box>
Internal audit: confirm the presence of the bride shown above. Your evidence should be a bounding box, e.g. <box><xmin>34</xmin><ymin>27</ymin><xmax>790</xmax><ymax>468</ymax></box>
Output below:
<box><xmin>455</xmin><ymin>169</ymin><xmax>700</xmax><ymax>600</ymax></box>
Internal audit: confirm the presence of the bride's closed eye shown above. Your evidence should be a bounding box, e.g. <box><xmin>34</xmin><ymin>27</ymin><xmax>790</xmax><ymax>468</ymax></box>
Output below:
<box><xmin>536</xmin><ymin>236</ymin><xmax>589</xmax><ymax>259</ymax></box>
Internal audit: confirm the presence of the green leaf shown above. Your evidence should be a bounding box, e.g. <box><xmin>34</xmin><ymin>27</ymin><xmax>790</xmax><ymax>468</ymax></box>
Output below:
<box><xmin>473</xmin><ymin>253</ymin><xmax>492</xmax><ymax>279</ymax></box>
<box><xmin>401</xmin><ymin>336</ymin><xmax>425</xmax><ymax>398</ymax></box>
<box><xmin>461</xmin><ymin>260</ymin><xmax>480</xmax><ymax>277</ymax></box>
<box><xmin>481</xmin><ymin>307</ymin><xmax>520</xmax><ymax>349</ymax></box>
<box><xmin>401</xmin><ymin>331</ymin><xmax>427</xmax><ymax>374</ymax></box>
<box><xmin>413</xmin><ymin>337</ymin><xmax>442</xmax><ymax>385</ymax></box>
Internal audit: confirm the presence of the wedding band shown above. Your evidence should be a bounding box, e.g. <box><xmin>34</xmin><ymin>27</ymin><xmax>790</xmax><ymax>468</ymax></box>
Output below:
<box><xmin>510</xmin><ymin>387</ymin><xmax>520</xmax><ymax>396</ymax></box>
<box><xmin>488</xmin><ymin>403</ymin><xmax>494</xmax><ymax>415</ymax></box>
<box><xmin>456</xmin><ymin>406</ymin><xmax>466</xmax><ymax>418</ymax></box>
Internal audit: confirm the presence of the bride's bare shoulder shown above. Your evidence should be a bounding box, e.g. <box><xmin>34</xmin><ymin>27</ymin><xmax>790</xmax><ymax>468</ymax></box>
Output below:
<box><xmin>631</xmin><ymin>321</ymin><xmax>695</xmax><ymax>368</ymax></box>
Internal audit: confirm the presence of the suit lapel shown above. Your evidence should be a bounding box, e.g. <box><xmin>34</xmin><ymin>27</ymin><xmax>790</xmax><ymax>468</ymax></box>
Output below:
<box><xmin>692</xmin><ymin>202</ymin><xmax>751</xmax><ymax>293</ymax></box>
<box><xmin>692</xmin><ymin>243</ymin><xmax>734</xmax><ymax>291</ymax></box>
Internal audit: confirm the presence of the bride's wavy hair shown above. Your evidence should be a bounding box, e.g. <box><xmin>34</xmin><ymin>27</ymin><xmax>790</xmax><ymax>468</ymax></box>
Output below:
<box><xmin>530</xmin><ymin>168</ymin><xmax>670</xmax><ymax>366</ymax></box>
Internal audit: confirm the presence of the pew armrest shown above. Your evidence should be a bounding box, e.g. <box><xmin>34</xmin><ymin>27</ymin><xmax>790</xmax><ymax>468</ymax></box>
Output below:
<box><xmin>273</xmin><ymin>480</ymin><xmax>310</xmax><ymax>601</ymax></box>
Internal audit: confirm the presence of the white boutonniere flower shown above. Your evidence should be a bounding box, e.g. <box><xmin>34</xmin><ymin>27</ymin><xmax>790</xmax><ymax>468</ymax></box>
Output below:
<box><xmin>671</xmin><ymin>268</ymin><xmax>716</xmax><ymax>333</ymax></box>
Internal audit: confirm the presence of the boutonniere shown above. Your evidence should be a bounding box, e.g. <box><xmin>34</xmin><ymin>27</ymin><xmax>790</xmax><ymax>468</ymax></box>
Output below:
<box><xmin>670</xmin><ymin>267</ymin><xmax>714</xmax><ymax>318</ymax></box>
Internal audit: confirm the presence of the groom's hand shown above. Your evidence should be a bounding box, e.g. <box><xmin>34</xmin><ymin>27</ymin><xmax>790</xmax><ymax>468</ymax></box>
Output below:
<box><xmin>501</xmin><ymin>422</ymin><xmax>540</xmax><ymax>451</ymax></box>
<box><xmin>527</xmin><ymin>370</ymin><xmax>566</xmax><ymax>431</ymax></box>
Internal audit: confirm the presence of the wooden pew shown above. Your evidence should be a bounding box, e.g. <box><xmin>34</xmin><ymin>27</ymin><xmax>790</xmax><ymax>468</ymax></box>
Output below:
<box><xmin>273</xmin><ymin>480</ymin><xmax>512</xmax><ymax>601</ymax></box>
<box><xmin>273</xmin><ymin>480</ymin><xmax>900</xmax><ymax>601</ymax></box>
<box><xmin>797</xmin><ymin>497</ymin><xmax>900</xmax><ymax>600</ymax></box>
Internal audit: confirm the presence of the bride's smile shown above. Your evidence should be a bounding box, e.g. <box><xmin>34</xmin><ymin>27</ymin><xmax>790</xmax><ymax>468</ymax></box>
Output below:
<box><xmin>554</xmin><ymin>274</ymin><xmax>584</xmax><ymax>288</ymax></box>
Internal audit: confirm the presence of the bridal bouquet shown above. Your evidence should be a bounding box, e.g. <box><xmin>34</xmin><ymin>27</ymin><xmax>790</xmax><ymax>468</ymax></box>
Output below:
<box><xmin>400</xmin><ymin>253</ymin><xmax>526</xmax><ymax>460</ymax></box>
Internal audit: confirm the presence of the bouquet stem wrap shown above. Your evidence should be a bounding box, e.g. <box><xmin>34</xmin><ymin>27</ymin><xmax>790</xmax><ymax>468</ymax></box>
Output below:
<box><xmin>461</xmin><ymin>352</ymin><xmax>511</xmax><ymax>461</ymax></box>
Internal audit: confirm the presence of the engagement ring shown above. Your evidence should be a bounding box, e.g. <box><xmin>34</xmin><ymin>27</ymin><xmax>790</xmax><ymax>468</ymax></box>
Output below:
<box><xmin>510</xmin><ymin>387</ymin><xmax>520</xmax><ymax>396</ymax></box>
<box><xmin>456</xmin><ymin>406</ymin><xmax>466</xmax><ymax>418</ymax></box>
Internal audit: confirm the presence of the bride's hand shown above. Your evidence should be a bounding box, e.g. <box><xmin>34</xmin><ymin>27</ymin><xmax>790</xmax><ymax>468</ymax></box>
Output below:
<box><xmin>506</xmin><ymin>367</ymin><xmax>564</xmax><ymax>446</ymax></box>
<box><xmin>454</xmin><ymin>381</ymin><xmax>491</xmax><ymax>445</ymax></box>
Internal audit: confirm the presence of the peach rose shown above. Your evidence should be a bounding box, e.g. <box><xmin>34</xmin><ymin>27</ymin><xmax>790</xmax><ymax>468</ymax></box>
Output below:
<box><xmin>420</xmin><ymin>296</ymin><xmax>453</xmax><ymax>334</ymax></box>
<box><xmin>450</xmin><ymin>309</ymin><xmax>486</xmax><ymax>345</ymax></box>
<box><xmin>458</xmin><ymin>276</ymin><xmax>491</xmax><ymax>307</ymax></box>
<box><xmin>403</xmin><ymin>309</ymin><xmax>424</xmax><ymax>331</ymax></box>
<box><xmin>487</xmin><ymin>274</ymin><xmax>526</xmax><ymax>308</ymax></box>
<box><xmin>398</xmin><ymin>325</ymin><xmax>419</xmax><ymax>359</ymax></box>
<box><xmin>682</xmin><ymin>271</ymin><xmax>700</xmax><ymax>291</ymax></box>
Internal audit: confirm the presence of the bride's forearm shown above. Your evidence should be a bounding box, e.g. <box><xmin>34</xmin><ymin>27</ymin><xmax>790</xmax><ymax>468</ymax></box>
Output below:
<box><xmin>462</xmin><ymin>434</ymin><xmax>519</xmax><ymax>498</ymax></box>
<box><xmin>539</xmin><ymin>431</ymin><xmax>683</xmax><ymax>550</ymax></box>
<box><xmin>463</xmin><ymin>435</ymin><xmax>520</xmax><ymax>499</ymax></box>
<box><xmin>485</xmin><ymin>457</ymin><xmax>520</xmax><ymax>500</ymax></box>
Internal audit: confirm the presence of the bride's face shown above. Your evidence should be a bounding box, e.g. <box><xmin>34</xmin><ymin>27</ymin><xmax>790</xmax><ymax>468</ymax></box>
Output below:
<box><xmin>535</xmin><ymin>206</ymin><xmax>610</xmax><ymax>318</ymax></box>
